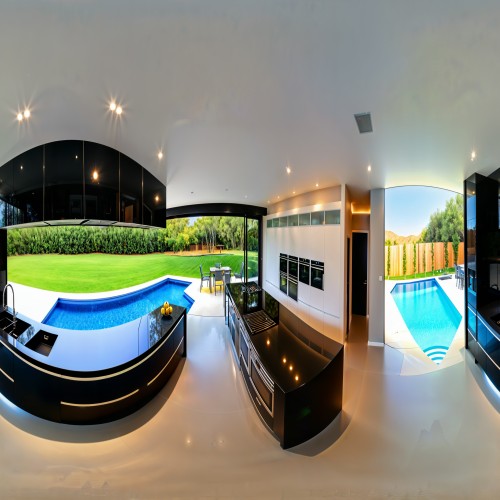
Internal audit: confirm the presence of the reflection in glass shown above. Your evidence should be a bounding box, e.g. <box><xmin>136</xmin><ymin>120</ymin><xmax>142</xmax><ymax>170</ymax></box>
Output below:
<box><xmin>120</xmin><ymin>154</ymin><xmax>142</xmax><ymax>224</ymax></box>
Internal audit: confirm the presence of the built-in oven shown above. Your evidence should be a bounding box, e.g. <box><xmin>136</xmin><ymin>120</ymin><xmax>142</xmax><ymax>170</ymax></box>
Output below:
<box><xmin>279</xmin><ymin>253</ymin><xmax>288</xmax><ymax>274</ymax></box>
<box><xmin>280</xmin><ymin>271</ymin><xmax>288</xmax><ymax>295</ymax></box>
<box><xmin>239</xmin><ymin>323</ymin><xmax>250</xmax><ymax>370</ymax></box>
<box><xmin>250</xmin><ymin>351</ymin><xmax>274</xmax><ymax>416</ymax></box>
<box><xmin>288</xmin><ymin>255</ymin><xmax>298</xmax><ymax>278</ymax></box>
<box><xmin>288</xmin><ymin>275</ymin><xmax>298</xmax><ymax>301</ymax></box>
<box><xmin>299</xmin><ymin>257</ymin><xmax>310</xmax><ymax>285</ymax></box>
<box><xmin>311</xmin><ymin>260</ymin><xmax>324</xmax><ymax>290</ymax></box>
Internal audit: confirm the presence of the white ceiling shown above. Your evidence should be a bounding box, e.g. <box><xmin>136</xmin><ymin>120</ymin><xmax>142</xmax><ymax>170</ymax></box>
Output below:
<box><xmin>1</xmin><ymin>0</ymin><xmax>500</xmax><ymax>212</ymax></box>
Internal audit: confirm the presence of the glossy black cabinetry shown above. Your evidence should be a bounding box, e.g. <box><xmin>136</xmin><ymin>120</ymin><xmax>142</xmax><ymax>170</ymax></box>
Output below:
<box><xmin>464</xmin><ymin>172</ymin><xmax>500</xmax><ymax>390</ymax></box>
<box><xmin>226</xmin><ymin>283</ymin><xmax>343</xmax><ymax>449</ymax></box>
<box><xmin>0</xmin><ymin>140</ymin><xmax>166</xmax><ymax>228</ymax></box>
<box><xmin>0</xmin><ymin>305</ymin><xmax>187</xmax><ymax>424</ymax></box>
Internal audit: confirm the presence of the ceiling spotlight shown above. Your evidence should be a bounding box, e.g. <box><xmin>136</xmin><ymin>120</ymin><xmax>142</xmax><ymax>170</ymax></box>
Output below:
<box><xmin>20</xmin><ymin>165</ymin><xmax>23</xmax><ymax>170</ymax></box>
<box><xmin>315</xmin><ymin>183</ymin><xmax>319</xmax><ymax>188</ymax></box>
<box><xmin>109</xmin><ymin>102</ymin><xmax>117</xmax><ymax>111</ymax></box>
<box><xmin>471</xmin><ymin>150</ymin><xmax>476</xmax><ymax>161</ymax></box>
<box><xmin>157</xmin><ymin>151</ymin><xmax>163</xmax><ymax>160</ymax></box>
<box><xmin>367</xmin><ymin>164</ymin><xmax>372</xmax><ymax>172</ymax></box>
<box><xmin>75</xmin><ymin>155</ymin><xmax>78</xmax><ymax>159</ymax></box>
<box><xmin>17</xmin><ymin>112</ymin><xmax>23</xmax><ymax>122</ymax></box>
<box><xmin>292</xmin><ymin>191</ymin><xmax>296</xmax><ymax>195</ymax></box>
<box><xmin>23</xmin><ymin>109</ymin><xmax>30</xmax><ymax>119</ymax></box>
<box><xmin>115</xmin><ymin>106</ymin><xmax>122</xmax><ymax>115</ymax></box>
<box><xmin>155</xmin><ymin>195</ymin><xmax>159</xmax><ymax>202</ymax></box>
<box><xmin>286</xmin><ymin>166</ymin><xmax>291</xmax><ymax>174</ymax></box>
<box><xmin>92</xmin><ymin>170</ymin><xmax>99</xmax><ymax>181</ymax></box>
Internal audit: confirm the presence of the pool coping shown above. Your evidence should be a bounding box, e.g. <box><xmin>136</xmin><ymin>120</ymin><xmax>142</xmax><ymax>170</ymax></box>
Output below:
<box><xmin>385</xmin><ymin>274</ymin><xmax>465</xmax><ymax>376</ymax></box>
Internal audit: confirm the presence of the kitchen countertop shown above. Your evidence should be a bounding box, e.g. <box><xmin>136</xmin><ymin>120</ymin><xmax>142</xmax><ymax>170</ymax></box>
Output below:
<box><xmin>0</xmin><ymin>304</ymin><xmax>186</xmax><ymax>373</ymax></box>
<box><xmin>227</xmin><ymin>283</ymin><xmax>342</xmax><ymax>393</ymax></box>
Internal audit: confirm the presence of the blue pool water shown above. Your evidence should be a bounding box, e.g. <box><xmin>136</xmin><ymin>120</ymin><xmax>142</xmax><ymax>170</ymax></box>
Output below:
<box><xmin>43</xmin><ymin>278</ymin><xmax>193</xmax><ymax>330</ymax></box>
<box><xmin>390</xmin><ymin>279</ymin><xmax>462</xmax><ymax>364</ymax></box>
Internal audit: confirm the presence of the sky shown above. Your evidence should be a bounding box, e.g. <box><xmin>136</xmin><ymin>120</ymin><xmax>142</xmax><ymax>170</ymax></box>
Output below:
<box><xmin>385</xmin><ymin>186</ymin><xmax>459</xmax><ymax>236</ymax></box>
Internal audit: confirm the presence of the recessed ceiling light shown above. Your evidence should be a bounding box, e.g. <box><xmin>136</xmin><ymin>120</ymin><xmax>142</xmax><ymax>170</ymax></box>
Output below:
<box><xmin>367</xmin><ymin>164</ymin><xmax>372</xmax><ymax>172</ymax></box>
<box><xmin>75</xmin><ymin>155</ymin><xmax>78</xmax><ymax>159</ymax></box>
<box><xmin>92</xmin><ymin>170</ymin><xmax>98</xmax><ymax>181</ymax></box>
<box><xmin>292</xmin><ymin>191</ymin><xmax>296</xmax><ymax>195</ymax></box>
<box><xmin>16</xmin><ymin>112</ymin><xmax>23</xmax><ymax>122</ymax></box>
<box><xmin>286</xmin><ymin>166</ymin><xmax>291</xmax><ymax>174</ymax></box>
<box><xmin>115</xmin><ymin>106</ymin><xmax>123</xmax><ymax>115</ymax></box>
<box><xmin>315</xmin><ymin>183</ymin><xmax>319</xmax><ymax>188</ymax></box>
<box><xmin>23</xmin><ymin>109</ymin><xmax>30</xmax><ymax>118</ymax></box>
<box><xmin>471</xmin><ymin>150</ymin><xmax>476</xmax><ymax>161</ymax></box>
<box><xmin>20</xmin><ymin>165</ymin><xmax>23</xmax><ymax>170</ymax></box>
<box><xmin>244</xmin><ymin>195</ymin><xmax>248</xmax><ymax>199</ymax></box>
<box><xmin>155</xmin><ymin>195</ymin><xmax>159</xmax><ymax>202</ymax></box>
<box><xmin>157</xmin><ymin>151</ymin><xmax>163</xmax><ymax>160</ymax></box>
<box><xmin>110</xmin><ymin>102</ymin><xmax>117</xmax><ymax>111</ymax></box>
<box><xmin>277</xmin><ymin>195</ymin><xmax>280</xmax><ymax>199</ymax></box>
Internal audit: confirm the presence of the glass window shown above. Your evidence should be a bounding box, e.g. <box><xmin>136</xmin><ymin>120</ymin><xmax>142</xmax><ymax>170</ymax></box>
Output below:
<box><xmin>288</xmin><ymin>214</ymin><xmax>298</xmax><ymax>226</ymax></box>
<box><xmin>272</xmin><ymin>218</ymin><xmax>279</xmax><ymax>228</ymax></box>
<box><xmin>299</xmin><ymin>213</ymin><xmax>310</xmax><ymax>226</ymax></box>
<box><xmin>311</xmin><ymin>211</ymin><xmax>324</xmax><ymax>225</ymax></box>
<box><xmin>246</xmin><ymin>217</ymin><xmax>260</xmax><ymax>282</ymax></box>
<box><xmin>266</xmin><ymin>219</ymin><xmax>272</xmax><ymax>228</ymax></box>
<box><xmin>325</xmin><ymin>209</ymin><xmax>340</xmax><ymax>224</ymax></box>
<box><xmin>279</xmin><ymin>216</ymin><xmax>288</xmax><ymax>227</ymax></box>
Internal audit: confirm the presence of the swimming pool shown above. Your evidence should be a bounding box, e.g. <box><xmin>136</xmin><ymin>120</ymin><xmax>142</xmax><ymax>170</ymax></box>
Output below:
<box><xmin>42</xmin><ymin>278</ymin><xmax>193</xmax><ymax>330</ymax></box>
<box><xmin>390</xmin><ymin>279</ymin><xmax>462</xmax><ymax>364</ymax></box>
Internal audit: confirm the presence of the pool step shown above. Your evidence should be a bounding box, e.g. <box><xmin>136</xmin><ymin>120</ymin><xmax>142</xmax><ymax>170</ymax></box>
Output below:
<box><xmin>423</xmin><ymin>345</ymin><xmax>449</xmax><ymax>365</ymax></box>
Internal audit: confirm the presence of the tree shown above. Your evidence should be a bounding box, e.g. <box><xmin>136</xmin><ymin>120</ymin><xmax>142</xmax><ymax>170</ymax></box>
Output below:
<box><xmin>423</xmin><ymin>194</ymin><xmax>463</xmax><ymax>244</ymax></box>
<box><xmin>444</xmin><ymin>242</ymin><xmax>449</xmax><ymax>269</ymax></box>
<box><xmin>385</xmin><ymin>239</ymin><xmax>391</xmax><ymax>277</ymax></box>
<box><xmin>452</xmin><ymin>233</ymin><xmax>460</xmax><ymax>265</ymax></box>
<box><xmin>402</xmin><ymin>244</ymin><xmax>407</xmax><ymax>277</ymax></box>
<box><xmin>413</xmin><ymin>243</ymin><xmax>417</xmax><ymax>276</ymax></box>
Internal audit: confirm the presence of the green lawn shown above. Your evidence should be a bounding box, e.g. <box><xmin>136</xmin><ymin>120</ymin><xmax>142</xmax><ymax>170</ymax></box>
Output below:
<box><xmin>386</xmin><ymin>267</ymin><xmax>455</xmax><ymax>281</ymax></box>
<box><xmin>8</xmin><ymin>252</ymin><xmax>250</xmax><ymax>293</ymax></box>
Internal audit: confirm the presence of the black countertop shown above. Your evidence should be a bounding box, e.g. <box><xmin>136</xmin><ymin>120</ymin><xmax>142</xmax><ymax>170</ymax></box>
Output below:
<box><xmin>227</xmin><ymin>283</ymin><xmax>342</xmax><ymax>393</ymax></box>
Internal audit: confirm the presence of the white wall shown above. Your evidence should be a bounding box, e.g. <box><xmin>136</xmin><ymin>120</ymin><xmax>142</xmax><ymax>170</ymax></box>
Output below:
<box><xmin>368</xmin><ymin>188</ymin><xmax>385</xmax><ymax>345</ymax></box>
<box><xmin>264</xmin><ymin>189</ymin><xmax>345</xmax><ymax>344</ymax></box>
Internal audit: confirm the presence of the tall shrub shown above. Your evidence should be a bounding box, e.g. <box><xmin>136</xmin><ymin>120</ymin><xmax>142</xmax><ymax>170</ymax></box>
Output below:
<box><xmin>444</xmin><ymin>242</ymin><xmax>449</xmax><ymax>269</ymax></box>
<box><xmin>413</xmin><ymin>243</ymin><xmax>417</xmax><ymax>276</ymax></box>
<box><xmin>385</xmin><ymin>240</ymin><xmax>391</xmax><ymax>278</ymax></box>
<box><xmin>431</xmin><ymin>242</ymin><xmax>435</xmax><ymax>273</ymax></box>
<box><xmin>402</xmin><ymin>244</ymin><xmax>407</xmax><ymax>277</ymax></box>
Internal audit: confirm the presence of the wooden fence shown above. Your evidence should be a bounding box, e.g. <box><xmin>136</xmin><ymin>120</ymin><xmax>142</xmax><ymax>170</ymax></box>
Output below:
<box><xmin>384</xmin><ymin>242</ymin><xmax>464</xmax><ymax>277</ymax></box>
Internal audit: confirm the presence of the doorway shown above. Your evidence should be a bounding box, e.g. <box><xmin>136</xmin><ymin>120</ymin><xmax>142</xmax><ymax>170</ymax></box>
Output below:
<box><xmin>352</xmin><ymin>232</ymin><xmax>368</xmax><ymax>316</ymax></box>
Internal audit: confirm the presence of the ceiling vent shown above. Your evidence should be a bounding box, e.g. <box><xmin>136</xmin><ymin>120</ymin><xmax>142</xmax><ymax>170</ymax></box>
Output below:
<box><xmin>354</xmin><ymin>112</ymin><xmax>373</xmax><ymax>134</ymax></box>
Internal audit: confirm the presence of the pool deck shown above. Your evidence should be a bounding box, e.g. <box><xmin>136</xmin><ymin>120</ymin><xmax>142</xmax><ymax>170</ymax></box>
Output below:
<box><xmin>385</xmin><ymin>274</ymin><xmax>465</xmax><ymax>376</ymax></box>
<box><xmin>8</xmin><ymin>275</ymin><xmax>232</xmax><ymax>325</ymax></box>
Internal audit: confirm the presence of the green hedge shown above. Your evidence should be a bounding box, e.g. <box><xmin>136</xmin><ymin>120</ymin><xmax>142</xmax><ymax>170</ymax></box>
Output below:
<box><xmin>7</xmin><ymin>227</ymin><xmax>168</xmax><ymax>256</ymax></box>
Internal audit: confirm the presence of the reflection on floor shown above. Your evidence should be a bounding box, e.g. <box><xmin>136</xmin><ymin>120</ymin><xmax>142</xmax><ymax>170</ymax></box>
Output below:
<box><xmin>0</xmin><ymin>313</ymin><xmax>499</xmax><ymax>498</ymax></box>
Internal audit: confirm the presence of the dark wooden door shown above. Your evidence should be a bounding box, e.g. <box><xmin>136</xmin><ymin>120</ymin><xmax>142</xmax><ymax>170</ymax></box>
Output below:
<box><xmin>352</xmin><ymin>232</ymin><xmax>368</xmax><ymax>316</ymax></box>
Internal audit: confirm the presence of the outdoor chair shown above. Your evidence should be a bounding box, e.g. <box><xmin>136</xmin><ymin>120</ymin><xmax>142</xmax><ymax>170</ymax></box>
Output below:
<box><xmin>199</xmin><ymin>264</ymin><xmax>211</xmax><ymax>292</ymax></box>
<box><xmin>213</xmin><ymin>269</ymin><xmax>224</xmax><ymax>295</ymax></box>
<box><xmin>223</xmin><ymin>270</ymin><xmax>231</xmax><ymax>287</ymax></box>
<box><xmin>214</xmin><ymin>262</ymin><xmax>221</xmax><ymax>268</ymax></box>
<box><xmin>234</xmin><ymin>261</ymin><xmax>244</xmax><ymax>281</ymax></box>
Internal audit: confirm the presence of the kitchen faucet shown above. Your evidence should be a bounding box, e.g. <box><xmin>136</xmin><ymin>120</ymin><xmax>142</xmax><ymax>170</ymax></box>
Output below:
<box><xmin>2</xmin><ymin>283</ymin><xmax>16</xmax><ymax>327</ymax></box>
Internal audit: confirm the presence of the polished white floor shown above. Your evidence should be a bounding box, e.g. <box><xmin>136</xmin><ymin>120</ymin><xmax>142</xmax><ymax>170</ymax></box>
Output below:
<box><xmin>0</xmin><ymin>303</ymin><xmax>499</xmax><ymax>498</ymax></box>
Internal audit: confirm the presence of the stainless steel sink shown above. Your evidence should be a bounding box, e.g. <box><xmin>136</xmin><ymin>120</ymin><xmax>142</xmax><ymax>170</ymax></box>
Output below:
<box><xmin>0</xmin><ymin>310</ymin><xmax>31</xmax><ymax>339</ymax></box>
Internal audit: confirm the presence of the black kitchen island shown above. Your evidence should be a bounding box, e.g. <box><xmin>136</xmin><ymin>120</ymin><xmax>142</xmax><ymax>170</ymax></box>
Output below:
<box><xmin>226</xmin><ymin>282</ymin><xmax>343</xmax><ymax>449</ymax></box>
<box><xmin>0</xmin><ymin>304</ymin><xmax>187</xmax><ymax>424</ymax></box>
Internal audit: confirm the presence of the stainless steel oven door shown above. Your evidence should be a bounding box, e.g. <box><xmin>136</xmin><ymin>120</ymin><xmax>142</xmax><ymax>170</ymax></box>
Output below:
<box><xmin>288</xmin><ymin>276</ymin><xmax>298</xmax><ymax>301</ymax></box>
<box><xmin>280</xmin><ymin>271</ymin><xmax>288</xmax><ymax>294</ymax></box>
<box><xmin>299</xmin><ymin>258</ymin><xmax>310</xmax><ymax>285</ymax></box>
<box><xmin>288</xmin><ymin>255</ymin><xmax>298</xmax><ymax>278</ymax></box>
<box><xmin>239</xmin><ymin>323</ymin><xmax>250</xmax><ymax>370</ymax></box>
<box><xmin>310</xmin><ymin>260</ymin><xmax>324</xmax><ymax>290</ymax></box>
<box><xmin>250</xmin><ymin>352</ymin><xmax>274</xmax><ymax>415</ymax></box>
<box><xmin>279</xmin><ymin>253</ymin><xmax>288</xmax><ymax>274</ymax></box>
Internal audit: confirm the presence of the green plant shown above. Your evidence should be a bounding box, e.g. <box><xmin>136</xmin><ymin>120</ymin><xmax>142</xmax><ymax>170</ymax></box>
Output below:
<box><xmin>402</xmin><ymin>244</ymin><xmax>407</xmax><ymax>277</ymax></box>
<box><xmin>386</xmin><ymin>240</ymin><xmax>391</xmax><ymax>278</ymax></box>
<box><xmin>413</xmin><ymin>243</ymin><xmax>417</xmax><ymax>276</ymax></box>
<box><xmin>444</xmin><ymin>241</ymin><xmax>449</xmax><ymax>269</ymax></box>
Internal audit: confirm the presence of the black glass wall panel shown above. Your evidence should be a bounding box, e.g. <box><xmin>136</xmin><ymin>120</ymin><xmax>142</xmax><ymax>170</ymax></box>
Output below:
<box><xmin>44</xmin><ymin>141</ymin><xmax>84</xmax><ymax>220</ymax></box>
<box><xmin>84</xmin><ymin>142</ymin><xmax>119</xmax><ymax>221</ymax></box>
<box><xmin>143</xmin><ymin>168</ymin><xmax>165</xmax><ymax>227</ymax></box>
<box><xmin>120</xmin><ymin>154</ymin><xmax>143</xmax><ymax>224</ymax></box>
<box><xmin>0</xmin><ymin>140</ymin><xmax>166</xmax><ymax>228</ymax></box>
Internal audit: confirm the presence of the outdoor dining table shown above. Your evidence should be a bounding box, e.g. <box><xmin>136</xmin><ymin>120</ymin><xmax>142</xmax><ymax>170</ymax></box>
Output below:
<box><xmin>209</xmin><ymin>266</ymin><xmax>232</xmax><ymax>291</ymax></box>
